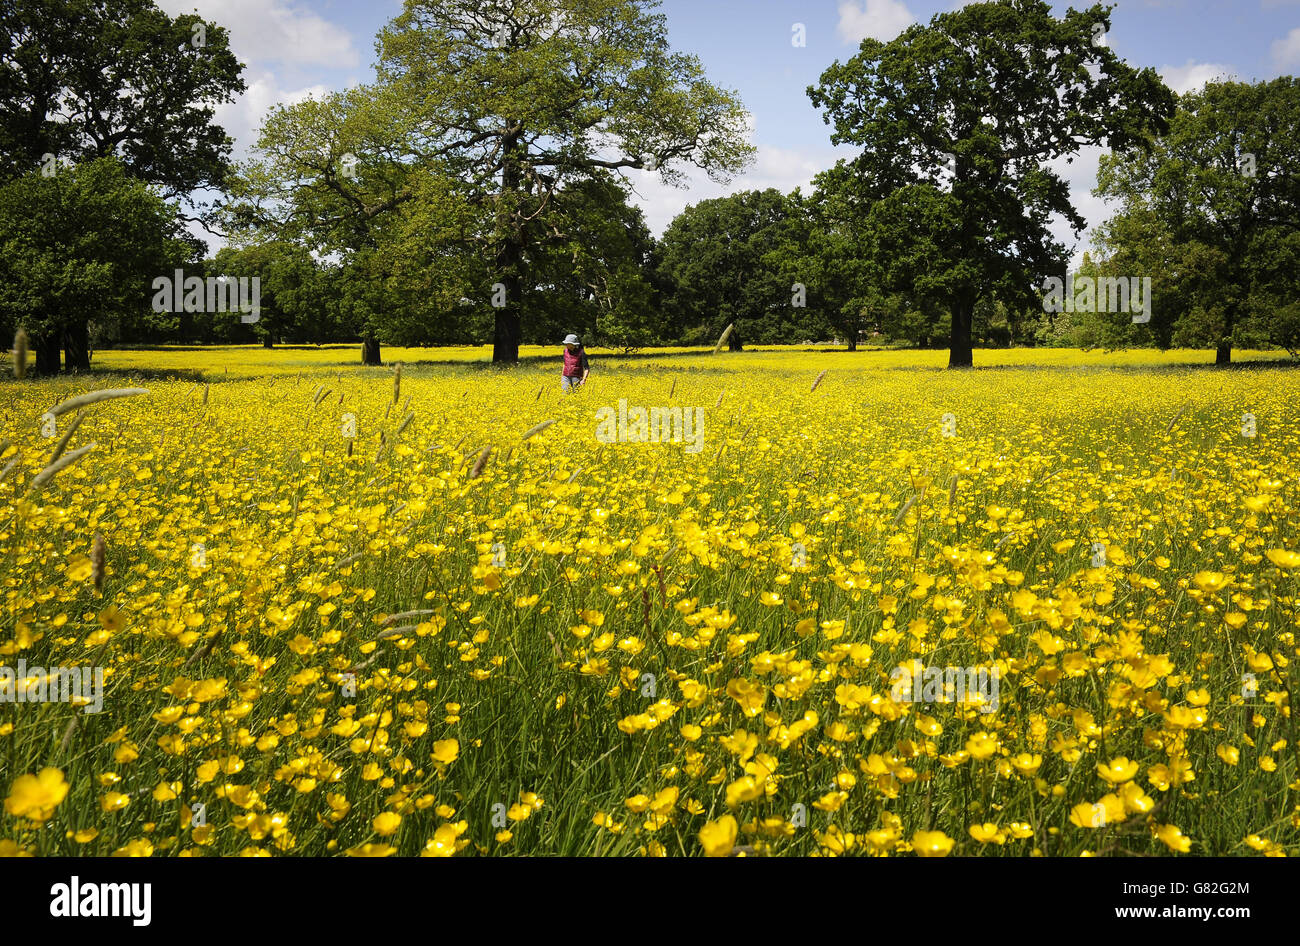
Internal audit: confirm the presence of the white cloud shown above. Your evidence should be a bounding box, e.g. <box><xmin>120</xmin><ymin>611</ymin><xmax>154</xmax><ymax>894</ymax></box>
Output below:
<box><xmin>1273</xmin><ymin>27</ymin><xmax>1300</xmax><ymax>69</ymax></box>
<box><xmin>745</xmin><ymin>146</ymin><xmax>825</xmax><ymax>190</ymax></box>
<box><xmin>1045</xmin><ymin>145</ymin><xmax>1108</xmax><ymax>270</ymax></box>
<box><xmin>1158</xmin><ymin>60</ymin><xmax>1237</xmax><ymax>94</ymax></box>
<box><xmin>144</xmin><ymin>3</ymin><xmax>363</xmax><ymax>161</ymax></box>
<box><xmin>836</xmin><ymin>0</ymin><xmax>915</xmax><ymax>45</ymax></box>
<box><xmin>214</xmin><ymin>70</ymin><xmax>333</xmax><ymax>158</ymax></box>
<box><xmin>192</xmin><ymin>74</ymin><xmax>331</xmax><ymax>256</ymax></box>
<box><xmin>154</xmin><ymin>0</ymin><xmax>360</xmax><ymax>68</ymax></box>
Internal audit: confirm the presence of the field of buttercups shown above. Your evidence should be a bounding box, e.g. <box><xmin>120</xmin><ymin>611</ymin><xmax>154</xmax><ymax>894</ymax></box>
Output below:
<box><xmin>1</xmin><ymin>345</ymin><xmax>1298</xmax><ymax>856</ymax></box>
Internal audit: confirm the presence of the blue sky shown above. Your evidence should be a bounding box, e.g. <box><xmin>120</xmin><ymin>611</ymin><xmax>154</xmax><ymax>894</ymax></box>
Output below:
<box><xmin>158</xmin><ymin>0</ymin><xmax>1300</xmax><ymax>261</ymax></box>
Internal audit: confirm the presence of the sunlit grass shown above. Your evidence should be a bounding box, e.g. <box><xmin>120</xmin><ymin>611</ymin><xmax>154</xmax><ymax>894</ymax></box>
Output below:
<box><xmin>84</xmin><ymin>342</ymin><xmax>1297</xmax><ymax>380</ymax></box>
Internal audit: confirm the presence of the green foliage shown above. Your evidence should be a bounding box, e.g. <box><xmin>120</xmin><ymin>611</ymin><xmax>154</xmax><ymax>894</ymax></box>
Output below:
<box><xmin>200</xmin><ymin>243</ymin><xmax>337</xmax><ymax>346</ymax></box>
<box><xmin>656</xmin><ymin>189</ymin><xmax>807</xmax><ymax>348</ymax></box>
<box><xmin>0</xmin><ymin>157</ymin><xmax>195</xmax><ymax>373</ymax></box>
<box><xmin>1094</xmin><ymin>78</ymin><xmax>1300</xmax><ymax>363</ymax></box>
<box><xmin>809</xmin><ymin>0</ymin><xmax>1175</xmax><ymax>367</ymax></box>
<box><xmin>227</xmin><ymin>0</ymin><xmax>752</xmax><ymax>362</ymax></box>
<box><xmin>526</xmin><ymin>175</ymin><xmax>658</xmax><ymax>351</ymax></box>
<box><xmin>0</xmin><ymin>0</ymin><xmax>246</xmax><ymax>199</ymax></box>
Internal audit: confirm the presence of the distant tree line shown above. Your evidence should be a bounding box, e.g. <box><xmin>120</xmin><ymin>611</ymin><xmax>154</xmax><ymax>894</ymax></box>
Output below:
<box><xmin>2</xmin><ymin>0</ymin><xmax>1298</xmax><ymax>374</ymax></box>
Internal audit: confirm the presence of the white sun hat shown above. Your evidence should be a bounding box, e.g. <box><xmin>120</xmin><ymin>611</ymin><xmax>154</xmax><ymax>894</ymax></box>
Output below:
<box><xmin>562</xmin><ymin>334</ymin><xmax>581</xmax><ymax>346</ymax></box>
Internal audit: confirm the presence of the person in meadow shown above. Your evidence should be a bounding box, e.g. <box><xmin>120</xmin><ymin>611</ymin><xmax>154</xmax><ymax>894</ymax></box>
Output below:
<box><xmin>561</xmin><ymin>334</ymin><xmax>590</xmax><ymax>392</ymax></box>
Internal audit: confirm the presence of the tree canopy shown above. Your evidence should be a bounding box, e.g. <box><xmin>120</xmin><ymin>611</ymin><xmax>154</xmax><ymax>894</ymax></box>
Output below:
<box><xmin>227</xmin><ymin>0</ymin><xmax>752</xmax><ymax>364</ymax></box>
<box><xmin>0</xmin><ymin>0</ymin><xmax>245</xmax><ymax>201</ymax></box>
<box><xmin>809</xmin><ymin>0</ymin><xmax>1175</xmax><ymax>367</ymax></box>
<box><xmin>0</xmin><ymin>156</ymin><xmax>196</xmax><ymax>373</ymax></box>
<box><xmin>1093</xmin><ymin>78</ymin><xmax>1300</xmax><ymax>363</ymax></box>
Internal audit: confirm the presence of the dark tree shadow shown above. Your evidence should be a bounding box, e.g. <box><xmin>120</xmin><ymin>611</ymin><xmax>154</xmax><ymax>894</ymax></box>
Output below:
<box><xmin>960</xmin><ymin>356</ymin><xmax>1300</xmax><ymax>374</ymax></box>
<box><xmin>83</xmin><ymin>366</ymin><xmax>208</xmax><ymax>382</ymax></box>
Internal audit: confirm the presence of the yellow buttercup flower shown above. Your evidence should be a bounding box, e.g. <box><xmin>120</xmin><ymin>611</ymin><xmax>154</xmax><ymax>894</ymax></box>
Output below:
<box><xmin>4</xmin><ymin>768</ymin><xmax>69</xmax><ymax>823</ymax></box>
<box><xmin>1010</xmin><ymin>753</ymin><xmax>1042</xmax><ymax>776</ymax></box>
<box><xmin>699</xmin><ymin>815</ymin><xmax>737</xmax><ymax>857</ymax></box>
<box><xmin>372</xmin><ymin>812</ymin><xmax>402</xmax><ymax>836</ymax></box>
<box><xmin>347</xmin><ymin>843</ymin><xmax>396</xmax><ymax>857</ymax></box>
<box><xmin>725</xmin><ymin>776</ymin><xmax>763</xmax><ymax>807</ymax></box>
<box><xmin>1153</xmin><ymin>824</ymin><xmax>1192</xmax><ymax>853</ymax></box>
<box><xmin>1096</xmin><ymin>757</ymin><xmax>1140</xmax><ymax>784</ymax></box>
<box><xmin>431</xmin><ymin>739</ymin><xmax>459</xmax><ymax>765</ymax></box>
<box><xmin>1192</xmin><ymin>571</ymin><xmax>1229</xmax><ymax>592</ymax></box>
<box><xmin>912</xmin><ymin>830</ymin><xmax>955</xmax><ymax>857</ymax></box>
<box><xmin>725</xmin><ymin>677</ymin><xmax>767</xmax><ymax>717</ymax></box>
<box><xmin>1265</xmin><ymin>549</ymin><xmax>1300</xmax><ymax>569</ymax></box>
<box><xmin>99</xmin><ymin>792</ymin><xmax>130</xmax><ymax>813</ymax></box>
<box><xmin>649</xmin><ymin>787</ymin><xmax>679</xmax><ymax>816</ymax></box>
<box><xmin>965</xmin><ymin>732</ymin><xmax>1000</xmax><ymax>761</ymax></box>
<box><xmin>422</xmin><ymin>822</ymin><xmax>467</xmax><ymax>857</ymax></box>
<box><xmin>1070</xmin><ymin>802</ymin><xmax>1110</xmax><ymax>829</ymax></box>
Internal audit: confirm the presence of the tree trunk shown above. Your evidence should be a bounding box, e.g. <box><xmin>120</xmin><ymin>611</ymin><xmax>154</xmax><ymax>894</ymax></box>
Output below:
<box><xmin>63</xmin><ymin>321</ymin><xmax>90</xmax><ymax>373</ymax></box>
<box><xmin>493</xmin><ymin>303</ymin><xmax>521</xmax><ymax>363</ymax></box>
<box><xmin>728</xmin><ymin>327</ymin><xmax>744</xmax><ymax>352</ymax></box>
<box><xmin>362</xmin><ymin>337</ymin><xmax>381</xmax><ymax>365</ymax></box>
<box><xmin>949</xmin><ymin>296</ymin><xmax>974</xmax><ymax>368</ymax></box>
<box><xmin>1215</xmin><ymin>301</ymin><xmax>1237</xmax><ymax>367</ymax></box>
<box><xmin>263</xmin><ymin>336</ymin><xmax>273</xmax><ymax>349</ymax></box>
<box><xmin>34</xmin><ymin>334</ymin><xmax>61</xmax><ymax>376</ymax></box>
<box><xmin>846</xmin><ymin>335</ymin><xmax>857</xmax><ymax>352</ymax></box>
<box><xmin>492</xmin><ymin>229</ymin><xmax>523</xmax><ymax>363</ymax></box>
<box><xmin>492</xmin><ymin>122</ymin><xmax>525</xmax><ymax>365</ymax></box>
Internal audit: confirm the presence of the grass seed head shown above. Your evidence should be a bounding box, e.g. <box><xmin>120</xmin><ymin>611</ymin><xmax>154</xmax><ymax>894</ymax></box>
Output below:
<box><xmin>48</xmin><ymin>410</ymin><xmax>85</xmax><ymax>463</ymax></box>
<box><xmin>522</xmin><ymin>419</ymin><xmax>557</xmax><ymax>441</ymax></box>
<box><xmin>91</xmin><ymin>532</ymin><xmax>106</xmax><ymax>592</ymax></box>
<box><xmin>48</xmin><ymin>388</ymin><xmax>148</xmax><ymax>418</ymax></box>
<box><xmin>469</xmin><ymin>446</ymin><xmax>493</xmax><ymax>479</ymax></box>
<box><xmin>27</xmin><ymin>442</ymin><xmax>95</xmax><ymax>493</ymax></box>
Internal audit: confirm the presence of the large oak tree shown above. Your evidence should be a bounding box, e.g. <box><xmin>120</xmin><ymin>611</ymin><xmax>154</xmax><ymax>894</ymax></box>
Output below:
<box><xmin>379</xmin><ymin>0</ymin><xmax>752</xmax><ymax>363</ymax></box>
<box><xmin>0</xmin><ymin>157</ymin><xmax>195</xmax><ymax>374</ymax></box>
<box><xmin>808</xmin><ymin>0</ymin><xmax>1174</xmax><ymax>368</ymax></box>
<box><xmin>231</xmin><ymin>0</ymin><xmax>752</xmax><ymax>365</ymax></box>
<box><xmin>1094</xmin><ymin>78</ymin><xmax>1300</xmax><ymax>365</ymax></box>
<box><xmin>0</xmin><ymin>0</ymin><xmax>245</xmax><ymax>200</ymax></box>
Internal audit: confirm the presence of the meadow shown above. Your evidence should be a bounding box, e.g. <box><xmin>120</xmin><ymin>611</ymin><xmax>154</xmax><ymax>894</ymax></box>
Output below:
<box><xmin>1</xmin><ymin>344</ymin><xmax>1299</xmax><ymax>857</ymax></box>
